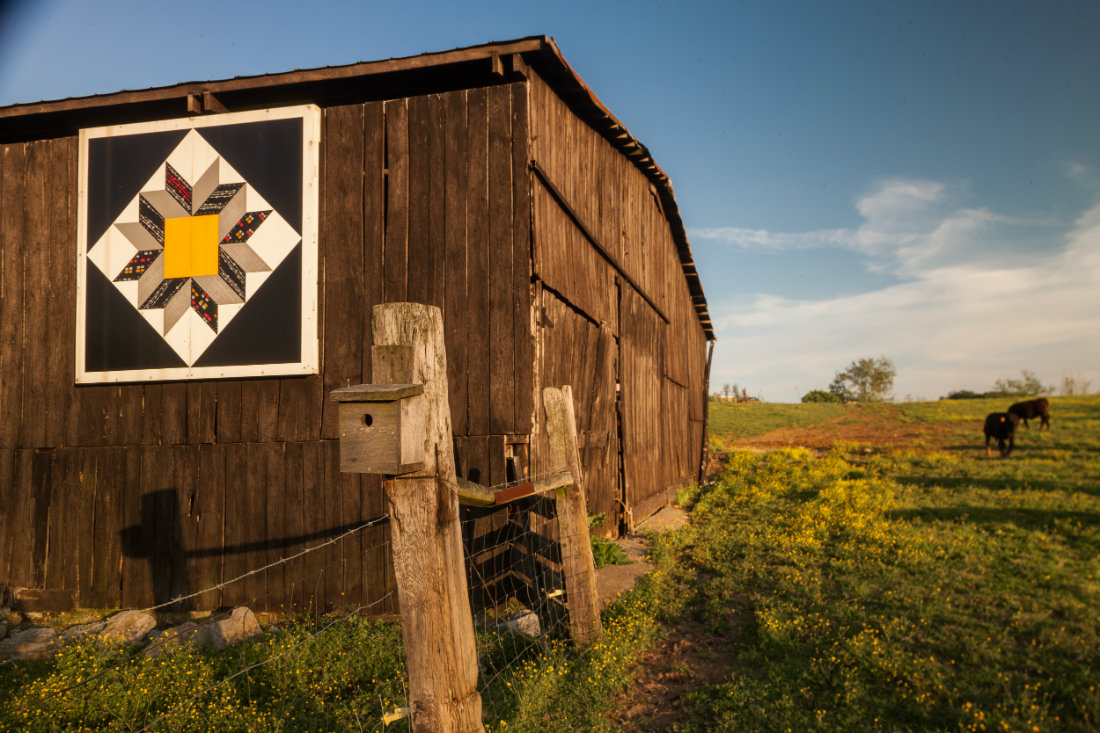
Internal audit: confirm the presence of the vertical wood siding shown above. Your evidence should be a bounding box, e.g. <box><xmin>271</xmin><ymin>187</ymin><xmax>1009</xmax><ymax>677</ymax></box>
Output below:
<box><xmin>528</xmin><ymin>70</ymin><xmax>707</xmax><ymax>528</ymax></box>
<box><xmin>0</xmin><ymin>81</ymin><xmax>532</xmax><ymax>611</ymax></box>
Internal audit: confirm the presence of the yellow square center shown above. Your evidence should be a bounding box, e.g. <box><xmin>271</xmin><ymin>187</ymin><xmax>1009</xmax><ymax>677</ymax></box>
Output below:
<box><xmin>163</xmin><ymin>215</ymin><xmax>219</xmax><ymax>278</ymax></box>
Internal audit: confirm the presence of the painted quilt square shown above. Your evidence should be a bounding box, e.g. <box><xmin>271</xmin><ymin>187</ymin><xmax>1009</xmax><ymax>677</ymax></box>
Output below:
<box><xmin>76</xmin><ymin>105</ymin><xmax>319</xmax><ymax>383</ymax></box>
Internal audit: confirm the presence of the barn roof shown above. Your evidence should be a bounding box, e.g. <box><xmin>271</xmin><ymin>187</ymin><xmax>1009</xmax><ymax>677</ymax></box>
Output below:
<box><xmin>0</xmin><ymin>36</ymin><xmax>713</xmax><ymax>339</ymax></box>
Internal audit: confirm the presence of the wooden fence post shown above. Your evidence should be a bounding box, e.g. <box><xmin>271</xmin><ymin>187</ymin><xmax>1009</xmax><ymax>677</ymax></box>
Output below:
<box><xmin>542</xmin><ymin>385</ymin><xmax>603</xmax><ymax>644</ymax></box>
<box><xmin>371</xmin><ymin>303</ymin><xmax>484</xmax><ymax>733</ymax></box>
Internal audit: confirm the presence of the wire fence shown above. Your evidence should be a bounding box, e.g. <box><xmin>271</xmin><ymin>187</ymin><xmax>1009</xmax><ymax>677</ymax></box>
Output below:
<box><xmin>0</xmin><ymin>468</ymin><xmax>583</xmax><ymax>732</ymax></box>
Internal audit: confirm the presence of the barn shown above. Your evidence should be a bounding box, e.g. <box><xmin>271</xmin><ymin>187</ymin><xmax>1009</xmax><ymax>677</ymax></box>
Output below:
<box><xmin>0</xmin><ymin>36</ymin><xmax>714</xmax><ymax>613</ymax></box>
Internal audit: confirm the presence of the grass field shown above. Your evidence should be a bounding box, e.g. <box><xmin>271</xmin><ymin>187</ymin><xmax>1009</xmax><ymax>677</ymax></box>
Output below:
<box><xmin>1</xmin><ymin>396</ymin><xmax>1096</xmax><ymax>732</ymax></box>
<box><xmin>627</xmin><ymin>395</ymin><xmax>1100</xmax><ymax>732</ymax></box>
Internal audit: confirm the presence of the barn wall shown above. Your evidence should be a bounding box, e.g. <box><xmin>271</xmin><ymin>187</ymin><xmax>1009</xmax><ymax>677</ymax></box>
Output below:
<box><xmin>527</xmin><ymin>70</ymin><xmax>707</xmax><ymax>531</ymax></box>
<box><xmin>0</xmin><ymin>81</ymin><xmax>533</xmax><ymax>611</ymax></box>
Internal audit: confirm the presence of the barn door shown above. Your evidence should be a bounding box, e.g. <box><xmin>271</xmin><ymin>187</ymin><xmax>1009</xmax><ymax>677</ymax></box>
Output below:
<box><xmin>617</xmin><ymin>283</ymin><xmax>666</xmax><ymax>528</ymax></box>
<box><xmin>535</xmin><ymin>289</ymin><xmax>621</xmax><ymax>536</ymax></box>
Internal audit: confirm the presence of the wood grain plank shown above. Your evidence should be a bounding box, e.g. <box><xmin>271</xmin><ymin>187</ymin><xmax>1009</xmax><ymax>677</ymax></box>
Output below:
<box><xmin>89</xmin><ymin>447</ymin><xmax>126</xmax><ymax>609</ymax></box>
<box><xmin>383</xmin><ymin>98</ymin><xmax>409</xmax><ymax>302</ymax></box>
<box><xmin>142</xmin><ymin>384</ymin><xmax>162</xmax><ymax>446</ymax></box>
<box><xmin>466</xmin><ymin>87</ymin><xmax>490</xmax><ymax>437</ymax></box>
<box><xmin>240</xmin><ymin>380</ymin><xmax>279</xmax><ymax>444</ymax></box>
<box><xmin>74</xmin><ymin>449</ymin><xmax>98</xmax><ymax>605</ymax></box>
<box><xmin>443</xmin><ymin>90</ymin><xmax>469</xmax><ymax>436</ymax></box>
<box><xmin>466</xmin><ymin>434</ymin><xmax>489</xmax><ymax>486</ymax></box>
<box><xmin>299</xmin><ymin>439</ymin><xmax>326</xmax><ymax>610</ymax></box>
<box><xmin>5</xmin><ymin>451</ymin><xmax>35</xmax><ymax>587</ymax></box>
<box><xmin>322</xmin><ymin>438</ymin><xmax>343</xmax><ymax>611</ymax></box>
<box><xmin>30</xmin><ymin>450</ymin><xmax>51</xmax><ymax>587</ymax></box>
<box><xmin>359</xmin><ymin>473</ymin><xmax>390</xmax><ymax>614</ymax></box>
<box><xmin>242</xmin><ymin>441</ymin><xmax>270</xmax><ymax>608</ymax></box>
<box><xmin>117</xmin><ymin>386</ymin><xmax>144</xmax><ymax>446</ymax></box>
<box><xmin>427</xmin><ymin>94</ymin><xmax>446</xmax><ymax>310</ymax></box>
<box><xmin>45</xmin><ymin>137</ymin><xmax>75</xmax><ymax>449</ymax></box>
<box><xmin>337</xmin><ymin>452</ymin><xmax>363</xmax><ymax>609</ymax></box>
<box><xmin>276</xmin><ymin>376</ymin><xmax>312</xmax><ymax>442</ymax></box>
<box><xmin>281</xmin><ymin>441</ymin><xmax>307</xmax><ymax>610</ymax></box>
<box><xmin>187</xmin><ymin>443</ymin><xmax>224</xmax><ymax>610</ymax></box>
<box><xmin>320</xmin><ymin>103</ymin><xmax>365</xmax><ymax>440</ymax></box>
<box><xmin>0</xmin><ymin>449</ymin><xmax>15</xmax><ymax>581</ymax></box>
<box><xmin>44</xmin><ymin>448</ymin><xmax>75</xmax><ymax>591</ymax></box>
<box><xmin>187</xmin><ymin>381</ymin><xmax>216</xmax><ymax>443</ymax></box>
<box><xmin>488</xmin><ymin>85</ymin><xmax>514</xmax><ymax>436</ymax></box>
<box><xmin>0</xmin><ymin>143</ymin><xmax>26</xmax><ymax>450</ymax></box>
<box><xmin>161</xmin><ymin>383</ymin><xmax>188</xmax><ymax>445</ymax></box>
<box><xmin>119</xmin><ymin>446</ymin><xmax>145</xmax><ymax>608</ymax></box>
<box><xmin>216</xmin><ymin>380</ymin><xmax>243</xmax><ymax>443</ymax></box>
<box><xmin>488</xmin><ymin>434</ymin><xmax>507</xmax><ymax>490</ymax></box>
<box><xmin>362</xmin><ymin>101</ymin><xmax>385</xmax><ymax>385</ymax></box>
<box><xmin>406</xmin><ymin>94</ymin><xmax>433</xmax><ymax>306</ymax></box>
<box><xmin>20</xmin><ymin>140</ymin><xmax>50</xmax><ymax>448</ymax></box>
<box><xmin>260</xmin><ymin>441</ymin><xmax>286</xmax><ymax>610</ymax></box>
<box><xmin>219</xmin><ymin>441</ymin><xmax>249</xmax><ymax>607</ymax></box>
<box><xmin>511</xmin><ymin>82</ymin><xmax>534</xmax><ymax>438</ymax></box>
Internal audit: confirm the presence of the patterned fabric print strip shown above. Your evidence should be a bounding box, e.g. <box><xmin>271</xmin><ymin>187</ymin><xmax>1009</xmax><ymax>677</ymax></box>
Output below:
<box><xmin>195</xmin><ymin>182</ymin><xmax>244</xmax><ymax>216</ymax></box>
<box><xmin>190</xmin><ymin>280</ymin><xmax>218</xmax><ymax>331</ymax></box>
<box><xmin>141</xmin><ymin>276</ymin><xmax>187</xmax><ymax>310</ymax></box>
<box><xmin>218</xmin><ymin>249</ymin><xmax>247</xmax><ymax>300</ymax></box>
<box><xmin>114</xmin><ymin>250</ymin><xmax>162</xmax><ymax>281</ymax></box>
<box><xmin>138</xmin><ymin>195</ymin><xmax>165</xmax><ymax>245</ymax></box>
<box><xmin>221</xmin><ymin>210</ymin><xmax>271</xmax><ymax>244</ymax></box>
<box><xmin>165</xmin><ymin>162</ymin><xmax>193</xmax><ymax>213</ymax></box>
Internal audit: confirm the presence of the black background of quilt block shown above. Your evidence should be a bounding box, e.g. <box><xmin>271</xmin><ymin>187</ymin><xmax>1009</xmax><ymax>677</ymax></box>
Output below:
<box><xmin>83</xmin><ymin>117</ymin><xmax>306</xmax><ymax>375</ymax></box>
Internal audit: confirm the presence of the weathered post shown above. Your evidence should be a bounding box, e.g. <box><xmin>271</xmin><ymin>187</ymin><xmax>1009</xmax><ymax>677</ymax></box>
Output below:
<box><xmin>331</xmin><ymin>303</ymin><xmax>483</xmax><ymax>733</ymax></box>
<box><xmin>542</xmin><ymin>385</ymin><xmax>603</xmax><ymax>644</ymax></box>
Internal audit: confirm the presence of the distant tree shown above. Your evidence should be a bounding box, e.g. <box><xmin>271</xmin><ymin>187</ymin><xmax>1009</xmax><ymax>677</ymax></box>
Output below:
<box><xmin>829</xmin><ymin>356</ymin><xmax>896</xmax><ymax>402</ymax></box>
<box><xmin>721</xmin><ymin>383</ymin><xmax>732</xmax><ymax>399</ymax></box>
<box><xmin>942</xmin><ymin>390</ymin><xmax>984</xmax><ymax>400</ymax></box>
<box><xmin>802</xmin><ymin>389</ymin><xmax>842</xmax><ymax>404</ymax></box>
<box><xmin>989</xmin><ymin>370</ymin><xmax>1053</xmax><ymax>397</ymax></box>
<box><xmin>1060</xmin><ymin>375</ymin><xmax>1092</xmax><ymax>396</ymax></box>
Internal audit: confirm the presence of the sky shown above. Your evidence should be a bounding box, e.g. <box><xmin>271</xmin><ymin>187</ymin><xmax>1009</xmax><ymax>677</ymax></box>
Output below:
<box><xmin>2</xmin><ymin>0</ymin><xmax>1097</xmax><ymax>401</ymax></box>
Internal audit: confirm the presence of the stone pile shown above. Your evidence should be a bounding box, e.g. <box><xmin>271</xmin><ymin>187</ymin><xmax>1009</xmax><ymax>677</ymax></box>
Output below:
<box><xmin>0</xmin><ymin>606</ymin><xmax>263</xmax><ymax>664</ymax></box>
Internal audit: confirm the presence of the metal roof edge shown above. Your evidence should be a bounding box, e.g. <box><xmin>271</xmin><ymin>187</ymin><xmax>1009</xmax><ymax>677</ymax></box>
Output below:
<box><xmin>526</xmin><ymin>38</ymin><xmax>714</xmax><ymax>341</ymax></box>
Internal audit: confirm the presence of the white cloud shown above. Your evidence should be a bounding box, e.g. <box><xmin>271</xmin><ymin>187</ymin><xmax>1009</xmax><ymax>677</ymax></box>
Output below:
<box><xmin>690</xmin><ymin>178</ymin><xmax>1018</xmax><ymax>277</ymax></box>
<box><xmin>707</xmin><ymin>199</ymin><xmax>1100</xmax><ymax>401</ymax></box>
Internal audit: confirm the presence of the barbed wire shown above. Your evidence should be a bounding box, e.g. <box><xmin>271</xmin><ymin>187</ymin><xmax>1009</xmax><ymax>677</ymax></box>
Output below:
<box><xmin>134</xmin><ymin>514</ymin><xmax>392</xmax><ymax>615</ymax></box>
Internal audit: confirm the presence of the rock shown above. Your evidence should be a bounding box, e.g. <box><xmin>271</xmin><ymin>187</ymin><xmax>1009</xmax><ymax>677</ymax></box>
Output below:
<box><xmin>98</xmin><ymin>610</ymin><xmax>156</xmax><ymax>646</ymax></box>
<box><xmin>60</xmin><ymin>620</ymin><xmax>108</xmax><ymax>642</ymax></box>
<box><xmin>144</xmin><ymin>621</ymin><xmax>199</xmax><ymax>658</ymax></box>
<box><xmin>502</xmin><ymin>609</ymin><xmax>542</xmax><ymax>638</ymax></box>
<box><xmin>194</xmin><ymin>607</ymin><xmax>261</xmax><ymax>650</ymax></box>
<box><xmin>0</xmin><ymin>626</ymin><xmax>59</xmax><ymax>662</ymax></box>
<box><xmin>0</xmin><ymin>606</ymin><xmax>23</xmax><ymax>626</ymax></box>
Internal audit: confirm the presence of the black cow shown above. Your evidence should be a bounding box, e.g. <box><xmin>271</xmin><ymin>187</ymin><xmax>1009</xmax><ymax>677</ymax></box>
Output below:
<box><xmin>984</xmin><ymin>412</ymin><xmax>1020</xmax><ymax>457</ymax></box>
<box><xmin>1008</xmin><ymin>398</ymin><xmax>1050</xmax><ymax>430</ymax></box>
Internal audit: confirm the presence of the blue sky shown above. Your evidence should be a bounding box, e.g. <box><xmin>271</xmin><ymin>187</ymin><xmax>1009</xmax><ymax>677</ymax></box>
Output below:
<box><xmin>2</xmin><ymin>0</ymin><xmax>1097</xmax><ymax>401</ymax></box>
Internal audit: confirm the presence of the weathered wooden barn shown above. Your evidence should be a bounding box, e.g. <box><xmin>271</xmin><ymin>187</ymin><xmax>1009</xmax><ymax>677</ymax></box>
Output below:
<box><xmin>0</xmin><ymin>36</ymin><xmax>714</xmax><ymax>613</ymax></box>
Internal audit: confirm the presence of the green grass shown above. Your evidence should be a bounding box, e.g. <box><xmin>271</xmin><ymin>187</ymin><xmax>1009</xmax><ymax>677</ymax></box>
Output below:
<box><xmin>654</xmin><ymin>395</ymin><xmax>1100</xmax><ymax>732</ymax></box>
<box><xmin>0</xmin><ymin>614</ymin><xmax>410</xmax><ymax>733</ymax></box>
<box><xmin>3</xmin><ymin>396</ymin><xmax>1096</xmax><ymax>732</ymax></box>
<box><xmin>708</xmin><ymin>400</ymin><xmax>853</xmax><ymax>442</ymax></box>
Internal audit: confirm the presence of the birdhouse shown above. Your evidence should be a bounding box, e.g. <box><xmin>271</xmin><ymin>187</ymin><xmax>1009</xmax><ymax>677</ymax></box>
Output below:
<box><xmin>330</xmin><ymin>383</ymin><xmax>426</xmax><ymax>474</ymax></box>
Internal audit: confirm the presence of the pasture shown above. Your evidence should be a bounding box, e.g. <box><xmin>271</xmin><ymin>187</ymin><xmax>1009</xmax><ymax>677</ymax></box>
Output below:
<box><xmin>0</xmin><ymin>397</ymin><xmax>1096</xmax><ymax>732</ymax></box>
<box><xmin>619</xmin><ymin>395</ymin><xmax>1099</xmax><ymax>732</ymax></box>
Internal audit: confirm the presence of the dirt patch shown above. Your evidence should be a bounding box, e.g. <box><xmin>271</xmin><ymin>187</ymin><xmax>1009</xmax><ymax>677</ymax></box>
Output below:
<box><xmin>724</xmin><ymin>411</ymin><xmax>979</xmax><ymax>452</ymax></box>
<box><xmin>596</xmin><ymin>506</ymin><xmax>688</xmax><ymax>609</ymax></box>
<box><xmin>611</xmin><ymin>619</ymin><xmax>738</xmax><ymax>732</ymax></box>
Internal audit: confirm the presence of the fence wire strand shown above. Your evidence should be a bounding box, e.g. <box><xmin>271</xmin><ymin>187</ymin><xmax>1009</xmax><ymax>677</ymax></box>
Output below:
<box><xmin>2</xmin><ymin>468</ymin><xmax>581</xmax><ymax>731</ymax></box>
